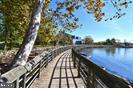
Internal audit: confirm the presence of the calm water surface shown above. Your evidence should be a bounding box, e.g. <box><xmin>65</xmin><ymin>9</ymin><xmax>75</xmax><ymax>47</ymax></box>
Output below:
<box><xmin>81</xmin><ymin>48</ymin><xmax>133</xmax><ymax>83</ymax></box>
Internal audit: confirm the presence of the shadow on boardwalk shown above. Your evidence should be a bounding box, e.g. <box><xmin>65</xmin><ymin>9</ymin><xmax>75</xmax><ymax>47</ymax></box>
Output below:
<box><xmin>31</xmin><ymin>50</ymin><xmax>84</xmax><ymax>88</ymax></box>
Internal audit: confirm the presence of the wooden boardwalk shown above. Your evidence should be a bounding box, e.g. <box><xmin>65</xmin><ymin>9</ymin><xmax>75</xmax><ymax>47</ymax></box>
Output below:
<box><xmin>31</xmin><ymin>49</ymin><xmax>85</xmax><ymax>88</ymax></box>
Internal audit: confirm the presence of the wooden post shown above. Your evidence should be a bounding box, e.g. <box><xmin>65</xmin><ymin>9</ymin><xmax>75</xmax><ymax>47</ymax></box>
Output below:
<box><xmin>37</xmin><ymin>60</ymin><xmax>42</xmax><ymax>78</ymax></box>
<box><xmin>72</xmin><ymin>51</ymin><xmax>76</xmax><ymax>68</ymax></box>
<box><xmin>0</xmin><ymin>72</ymin><xmax>1</xmax><ymax>81</ymax></box>
<box><xmin>72</xmin><ymin>49</ymin><xmax>73</xmax><ymax>58</ymax></box>
<box><xmin>87</xmin><ymin>68</ymin><xmax>91</xmax><ymax>88</ymax></box>
<box><xmin>46</xmin><ymin>54</ymin><xmax>49</xmax><ymax>67</ymax></box>
<box><xmin>60</xmin><ymin>48</ymin><xmax>61</xmax><ymax>54</ymax></box>
<box><xmin>77</xmin><ymin>58</ymin><xmax>81</xmax><ymax>77</ymax></box>
<box><xmin>15</xmin><ymin>78</ymin><xmax>19</xmax><ymax>88</ymax></box>
<box><xmin>91</xmin><ymin>69</ymin><xmax>95</xmax><ymax>88</ymax></box>
<box><xmin>50</xmin><ymin>52</ymin><xmax>52</xmax><ymax>61</ymax></box>
<box><xmin>58</xmin><ymin>48</ymin><xmax>60</xmax><ymax>54</ymax></box>
<box><xmin>53</xmin><ymin>50</ymin><xmax>56</xmax><ymax>58</ymax></box>
<box><xmin>55</xmin><ymin>50</ymin><xmax>57</xmax><ymax>57</ymax></box>
<box><xmin>20</xmin><ymin>73</ymin><xmax>26</xmax><ymax>88</ymax></box>
<box><xmin>87</xmin><ymin>68</ymin><xmax>95</xmax><ymax>88</ymax></box>
<box><xmin>57</xmin><ymin>49</ymin><xmax>59</xmax><ymax>55</ymax></box>
<box><xmin>61</xmin><ymin>48</ymin><xmax>62</xmax><ymax>53</ymax></box>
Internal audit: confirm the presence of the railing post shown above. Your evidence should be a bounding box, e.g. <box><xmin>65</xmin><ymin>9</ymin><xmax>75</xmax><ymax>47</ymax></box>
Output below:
<box><xmin>59</xmin><ymin>48</ymin><xmax>60</xmax><ymax>54</ymax></box>
<box><xmin>54</xmin><ymin>50</ymin><xmax>56</xmax><ymax>58</ymax></box>
<box><xmin>87</xmin><ymin>68</ymin><xmax>91</xmax><ymax>88</ymax></box>
<box><xmin>50</xmin><ymin>52</ymin><xmax>53</xmax><ymax>61</ymax></box>
<box><xmin>77</xmin><ymin>58</ymin><xmax>81</xmax><ymax>77</ymax></box>
<box><xmin>61</xmin><ymin>47</ymin><xmax>62</xmax><ymax>53</ymax></box>
<box><xmin>91</xmin><ymin>69</ymin><xmax>95</xmax><ymax>88</ymax></box>
<box><xmin>55</xmin><ymin>49</ymin><xmax>57</xmax><ymax>56</ymax></box>
<box><xmin>20</xmin><ymin>73</ymin><xmax>26</xmax><ymax>88</ymax></box>
<box><xmin>87</xmin><ymin>68</ymin><xmax>95</xmax><ymax>88</ymax></box>
<box><xmin>57</xmin><ymin>49</ymin><xmax>59</xmax><ymax>55</ymax></box>
<box><xmin>14</xmin><ymin>78</ymin><xmax>19</xmax><ymax>88</ymax></box>
<box><xmin>60</xmin><ymin>48</ymin><xmax>62</xmax><ymax>53</ymax></box>
<box><xmin>45</xmin><ymin>54</ymin><xmax>48</xmax><ymax>67</ymax></box>
<box><xmin>72</xmin><ymin>49</ymin><xmax>76</xmax><ymax>68</ymax></box>
<box><xmin>37</xmin><ymin>60</ymin><xmax>42</xmax><ymax>78</ymax></box>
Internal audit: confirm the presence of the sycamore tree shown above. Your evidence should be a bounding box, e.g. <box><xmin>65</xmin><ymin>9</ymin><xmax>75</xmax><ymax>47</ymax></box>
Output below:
<box><xmin>1</xmin><ymin>0</ymin><xmax>131</xmax><ymax>67</ymax></box>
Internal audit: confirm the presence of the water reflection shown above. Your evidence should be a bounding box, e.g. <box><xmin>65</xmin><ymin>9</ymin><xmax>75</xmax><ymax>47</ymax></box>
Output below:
<box><xmin>81</xmin><ymin>48</ymin><xmax>133</xmax><ymax>59</ymax></box>
<box><xmin>124</xmin><ymin>48</ymin><xmax>128</xmax><ymax>56</ymax></box>
<box><xmin>98</xmin><ymin>48</ymin><xmax>128</xmax><ymax>57</ymax></box>
<box><xmin>80</xmin><ymin>48</ymin><xmax>93</xmax><ymax>56</ymax></box>
<box><xmin>105</xmin><ymin>48</ymin><xmax>116</xmax><ymax>56</ymax></box>
<box><xmin>81</xmin><ymin>48</ymin><xmax>117</xmax><ymax>57</ymax></box>
<box><xmin>81</xmin><ymin>48</ymin><xmax>133</xmax><ymax>83</ymax></box>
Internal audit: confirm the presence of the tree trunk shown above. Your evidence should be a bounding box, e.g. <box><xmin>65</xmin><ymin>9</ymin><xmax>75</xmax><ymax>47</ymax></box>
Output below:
<box><xmin>11</xmin><ymin>0</ymin><xmax>45</xmax><ymax>67</ymax></box>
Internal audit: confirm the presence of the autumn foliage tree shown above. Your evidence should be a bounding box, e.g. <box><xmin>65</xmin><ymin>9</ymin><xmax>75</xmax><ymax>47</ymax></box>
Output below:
<box><xmin>84</xmin><ymin>36</ymin><xmax>94</xmax><ymax>44</ymax></box>
<box><xmin>1</xmin><ymin>0</ymin><xmax>132</xmax><ymax>67</ymax></box>
<box><xmin>1</xmin><ymin>0</ymin><xmax>35</xmax><ymax>50</ymax></box>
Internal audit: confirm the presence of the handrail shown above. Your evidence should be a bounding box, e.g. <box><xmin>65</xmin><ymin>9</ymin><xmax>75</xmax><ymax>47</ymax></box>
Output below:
<box><xmin>72</xmin><ymin>46</ymin><xmax>132</xmax><ymax>88</ymax></box>
<box><xmin>0</xmin><ymin>46</ymin><xmax>72</xmax><ymax>88</ymax></box>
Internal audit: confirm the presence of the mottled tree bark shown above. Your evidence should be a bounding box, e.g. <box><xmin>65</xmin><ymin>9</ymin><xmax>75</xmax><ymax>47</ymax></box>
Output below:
<box><xmin>11</xmin><ymin>0</ymin><xmax>45</xmax><ymax>67</ymax></box>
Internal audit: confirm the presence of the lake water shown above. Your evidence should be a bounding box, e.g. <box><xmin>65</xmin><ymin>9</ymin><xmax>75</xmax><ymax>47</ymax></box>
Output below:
<box><xmin>80</xmin><ymin>48</ymin><xmax>133</xmax><ymax>83</ymax></box>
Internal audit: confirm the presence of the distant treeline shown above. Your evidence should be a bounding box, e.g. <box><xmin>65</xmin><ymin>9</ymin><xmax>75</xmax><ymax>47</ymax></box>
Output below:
<box><xmin>0</xmin><ymin>31</ymin><xmax>73</xmax><ymax>50</ymax></box>
<box><xmin>95</xmin><ymin>38</ymin><xmax>118</xmax><ymax>45</ymax></box>
<box><xmin>83</xmin><ymin>37</ymin><xmax>118</xmax><ymax>45</ymax></box>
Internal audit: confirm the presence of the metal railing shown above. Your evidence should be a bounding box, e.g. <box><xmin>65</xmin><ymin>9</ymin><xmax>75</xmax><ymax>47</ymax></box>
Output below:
<box><xmin>72</xmin><ymin>46</ymin><xmax>132</xmax><ymax>88</ymax></box>
<box><xmin>0</xmin><ymin>46</ymin><xmax>72</xmax><ymax>88</ymax></box>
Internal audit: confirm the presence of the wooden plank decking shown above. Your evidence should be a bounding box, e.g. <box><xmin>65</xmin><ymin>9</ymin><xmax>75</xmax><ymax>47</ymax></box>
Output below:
<box><xmin>31</xmin><ymin>49</ymin><xmax>85</xmax><ymax>88</ymax></box>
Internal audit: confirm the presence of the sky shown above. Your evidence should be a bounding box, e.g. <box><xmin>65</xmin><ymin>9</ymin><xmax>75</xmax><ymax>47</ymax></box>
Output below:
<box><xmin>50</xmin><ymin>0</ymin><xmax>133</xmax><ymax>42</ymax></box>
<box><xmin>69</xmin><ymin>1</ymin><xmax>133</xmax><ymax>42</ymax></box>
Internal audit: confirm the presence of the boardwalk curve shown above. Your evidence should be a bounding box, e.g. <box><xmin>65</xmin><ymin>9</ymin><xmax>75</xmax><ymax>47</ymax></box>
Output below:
<box><xmin>31</xmin><ymin>49</ymin><xmax>84</xmax><ymax>88</ymax></box>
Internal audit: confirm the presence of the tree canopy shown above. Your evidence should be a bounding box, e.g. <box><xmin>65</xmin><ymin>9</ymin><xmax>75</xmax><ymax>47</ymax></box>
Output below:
<box><xmin>1</xmin><ymin>0</ymin><xmax>132</xmax><ymax>49</ymax></box>
<box><xmin>0</xmin><ymin>0</ymin><xmax>132</xmax><ymax>66</ymax></box>
<box><xmin>105</xmin><ymin>38</ymin><xmax>117</xmax><ymax>45</ymax></box>
<box><xmin>84</xmin><ymin>36</ymin><xmax>94</xmax><ymax>44</ymax></box>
